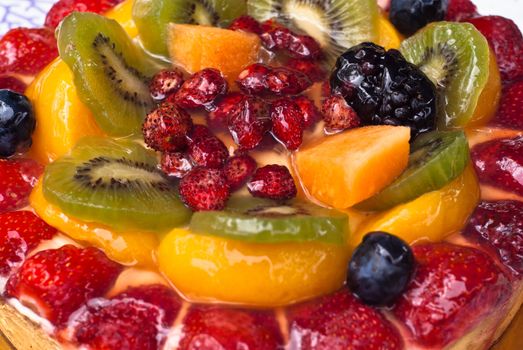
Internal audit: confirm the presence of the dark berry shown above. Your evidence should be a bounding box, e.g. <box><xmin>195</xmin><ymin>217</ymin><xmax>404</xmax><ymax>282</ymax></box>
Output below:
<box><xmin>161</xmin><ymin>152</ymin><xmax>193</xmax><ymax>178</ymax></box>
<box><xmin>270</xmin><ymin>98</ymin><xmax>304</xmax><ymax>150</ymax></box>
<box><xmin>0</xmin><ymin>90</ymin><xmax>36</xmax><ymax>158</ymax></box>
<box><xmin>149</xmin><ymin>68</ymin><xmax>184</xmax><ymax>101</ymax></box>
<box><xmin>286</xmin><ymin>58</ymin><xmax>326</xmax><ymax>82</ymax></box>
<box><xmin>247</xmin><ymin>164</ymin><xmax>297</xmax><ymax>200</ymax></box>
<box><xmin>293</xmin><ymin>95</ymin><xmax>321</xmax><ymax>129</ymax></box>
<box><xmin>173</xmin><ymin>68</ymin><xmax>228</xmax><ymax>109</ymax></box>
<box><xmin>223</xmin><ymin>154</ymin><xmax>257</xmax><ymax>191</ymax></box>
<box><xmin>348</xmin><ymin>231</ymin><xmax>415</xmax><ymax>306</ymax></box>
<box><xmin>237</xmin><ymin>64</ymin><xmax>312</xmax><ymax>96</ymax></box>
<box><xmin>187</xmin><ymin>132</ymin><xmax>229</xmax><ymax>169</ymax></box>
<box><xmin>179</xmin><ymin>168</ymin><xmax>230</xmax><ymax>211</ymax></box>
<box><xmin>228</xmin><ymin>16</ymin><xmax>262</xmax><ymax>34</ymax></box>
<box><xmin>330</xmin><ymin>42</ymin><xmax>437</xmax><ymax>138</ymax></box>
<box><xmin>208</xmin><ymin>92</ymin><xmax>245</xmax><ymax>129</ymax></box>
<box><xmin>389</xmin><ymin>0</ymin><xmax>448</xmax><ymax>36</ymax></box>
<box><xmin>322</xmin><ymin>95</ymin><xmax>361</xmax><ymax>133</ymax></box>
<box><xmin>227</xmin><ymin>95</ymin><xmax>271</xmax><ymax>150</ymax></box>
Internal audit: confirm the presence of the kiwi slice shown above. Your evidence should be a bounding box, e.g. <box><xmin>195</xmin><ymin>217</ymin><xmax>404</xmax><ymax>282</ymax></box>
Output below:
<box><xmin>247</xmin><ymin>0</ymin><xmax>379</xmax><ymax>65</ymax></box>
<box><xmin>57</xmin><ymin>12</ymin><xmax>163</xmax><ymax>137</ymax></box>
<box><xmin>356</xmin><ymin>130</ymin><xmax>470</xmax><ymax>211</ymax></box>
<box><xmin>190</xmin><ymin>196</ymin><xmax>349</xmax><ymax>244</ymax></box>
<box><xmin>400</xmin><ymin>22</ymin><xmax>490</xmax><ymax>128</ymax></box>
<box><xmin>42</xmin><ymin>136</ymin><xmax>192</xmax><ymax>232</ymax></box>
<box><xmin>133</xmin><ymin>0</ymin><xmax>247</xmax><ymax>56</ymax></box>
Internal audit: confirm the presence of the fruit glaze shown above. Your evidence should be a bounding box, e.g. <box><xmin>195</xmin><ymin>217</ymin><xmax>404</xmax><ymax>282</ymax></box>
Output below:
<box><xmin>0</xmin><ymin>0</ymin><xmax>522</xmax><ymax>349</ymax></box>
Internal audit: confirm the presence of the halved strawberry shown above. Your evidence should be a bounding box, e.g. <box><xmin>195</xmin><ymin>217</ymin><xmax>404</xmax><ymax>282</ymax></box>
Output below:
<box><xmin>491</xmin><ymin>80</ymin><xmax>523</xmax><ymax>129</ymax></box>
<box><xmin>0</xmin><ymin>75</ymin><xmax>27</xmax><ymax>94</ymax></box>
<box><xmin>45</xmin><ymin>0</ymin><xmax>124</xmax><ymax>29</ymax></box>
<box><xmin>0</xmin><ymin>158</ymin><xmax>43</xmax><ymax>214</ymax></box>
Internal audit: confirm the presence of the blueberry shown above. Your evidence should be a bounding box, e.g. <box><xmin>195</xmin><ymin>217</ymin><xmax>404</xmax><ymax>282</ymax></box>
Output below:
<box><xmin>0</xmin><ymin>89</ymin><xmax>36</xmax><ymax>158</ymax></box>
<box><xmin>389</xmin><ymin>0</ymin><xmax>448</xmax><ymax>36</ymax></box>
<box><xmin>347</xmin><ymin>231</ymin><xmax>415</xmax><ymax>306</ymax></box>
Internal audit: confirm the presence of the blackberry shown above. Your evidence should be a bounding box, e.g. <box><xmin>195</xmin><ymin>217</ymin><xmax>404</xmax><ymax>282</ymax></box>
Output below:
<box><xmin>330</xmin><ymin>43</ymin><xmax>437</xmax><ymax>139</ymax></box>
<box><xmin>389</xmin><ymin>0</ymin><xmax>448</xmax><ymax>36</ymax></box>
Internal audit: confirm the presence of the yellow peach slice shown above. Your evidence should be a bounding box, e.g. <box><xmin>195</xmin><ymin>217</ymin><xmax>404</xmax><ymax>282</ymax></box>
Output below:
<box><xmin>105</xmin><ymin>0</ymin><xmax>138</xmax><ymax>39</ymax></box>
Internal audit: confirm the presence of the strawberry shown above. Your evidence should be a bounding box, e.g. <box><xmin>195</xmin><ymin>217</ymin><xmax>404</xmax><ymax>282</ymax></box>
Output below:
<box><xmin>223</xmin><ymin>154</ymin><xmax>257</xmax><ymax>191</ymax></box>
<box><xmin>286</xmin><ymin>58</ymin><xmax>326</xmax><ymax>82</ymax></box>
<box><xmin>236</xmin><ymin>64</ymin><xmax>312</xmax><ymax>96</ymax></box>
<box><xmin>0</xmin><ymin>211</ymin><xmax>56</xmax><ymax>277</ymax></box>
<box><xmin>0</xmin><ymin>27</ymin><xmax>58</xmax><ymax>76</ymax></box>
<box><xmin>149</xmin><ymin>68</ymin><xmax>184</xmax><ymax>102</ymax></box>
<box><xmin>247</xmin><ymin>164</ymin><xmax>297</xmax><ymax>200</ymax></box>
<box><xmin>270</xmin><ymin>98</ymin><xmax>304</xmax><ymax>150</ymax></box>
<box><xmin>179</xmin><ymin>167</ymin><xmax>230</xmax><ymax>211</ymax></box>
<box><xmin>491</xmin><ymin>80</ymin><xmax>523</xmax><ymax>129</ymax></box>
<box><xmin>227</xmin><ymin>95</ymin><xmax>271</xmax><ymax>150</ymax></box>
<box><xmin>208</xmin><ymin>92</ymin><xmax>245</xmax><ymax>129</ymax></box>
<box><xmin>0</xmin><ymin>75</ymin><xmax>27</xmax><ymax>94</ymax></box>
<box><xmin>287</xmin><ymin>288</ymin><xmax>403</xmax><ymax>350</ymax></box>
<box><xmin>45</xmin><ymin>0</ymin><xmax>124</xmax><ymax>29</ymax></box>
<box><xmin>463</xmin><ymin>200</ymin><xmax>523</xmax><ymax>278</ymax></box>
<box><xmin>228</xmin><ymin>16</ymin><xmax>262</xmax><ymax>34</ymax></box>
<box><xmin>5</xmin><ymin>245</ymin><xmax>123</xmax><ymax>325</ymax></box>
<box><xmin>393</xmin><ymin>242</ymin><xmax>511</xmax><ymax>347</ymax></box>
<box><xmin>187</xmin><ymin>131</ymin><xmax>229</xmax><ymax>169</ymax></box>
<box><xmin>0</xmin><ymin>158</ymin><xmax>43</xmax><ymax>213</ymax></box>
<box><xmin>466</xmin><ymin>16</ymin><xmax>523</xmax><ymax>82</ymax></box>
<box><xmin>445</xmin><ymin>0</ymin><xmax>478</xmax><ymax>22</ymax></box>
<box><xmin>293</xmin><ymin>95</ymin><xmax>321</xmax><ymax>129</ymax></box>
<box><xmin>178</xmin><ymin>305</ymin><xmax>283</xmax><ymax>350</ymax></box>
<box><xmin>161</xmin><ymin>152</ymin><xmax>193</xmax><ymax>178</ymax></box>
<box><xmin>172</xmin><ymin>68</ymin><xmax>228</xmax><ymax>110</ymax></box>
<box><xmin>322</xmin><ymin>95</ymin><xmax>361</xmax><ymax>133</ymax></box>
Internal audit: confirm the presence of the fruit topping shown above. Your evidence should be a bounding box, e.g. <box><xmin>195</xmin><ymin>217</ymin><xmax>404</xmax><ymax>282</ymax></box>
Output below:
<box><xmin>400</xmin><ymin>22</ymin><xmax>497</xmax><ymax>128</ymax></box>
<box><xmin>237</xmin><ymin>63</ymin><xmax>312</xmax><ymax>96</ymax></box>
<box><xmin>270</xmin><ymin>98</ymin><xmax>304</xmax><ymax>150</ymax></box>
<box><xmin>178</xmin><ymin>306</ymin><xmax>283</xmax><ymax>350</ymax></box>
<box><xmin>445</xmin><ymin>0</ymin><xmax>478</xmax><ymax>22</ymax></box>
<box><xmin>0</xmin><ymin>211</ymin><xmax>56</xmax><ymax>277</ymax></box>
<box><xmin>179</xmin><ymin>167</ymin><xmax>230</xmax><ymax>211</ymax></box>
<box><xmin>45</xmin><ymin>0</ymin><xmax>123</xmax><ymax>29</ymax></box>
<box><xmin>227</xmin><ymin>94</ymin><xmax>271</xmax><ymax>150</ymax></box>
<box><xmin>357</xmin><ymin>130</ymin><xmax>470</xmax><ymax>211</ymax></box>
<box><xmin>0</xmin><ymin>76</ymin><xmax>26</xmax><ymax>94</ymax></box>
<box><xmin>208</xmin><ymin>92</ymin><xmax>245</xmax><ymax>129</ymax></box>
<box><xmin>463</xmin><ymin>201</ymin><xmax>523</xmax><ymax>278</ymax></box>
<box><xmin>172</xmin><ymin>68</ymin><xmax>228</xmax><ymax>109</ymax></box>
<box><xmin>190</xmin><ymin>196</ymin><xmax>348</xmax><ymax>244</ymax></box>
<box><xmin>223</xmin><ymin>154</ymin><xmax>257</xmax><ymax>191</ymax></box>
<box><xmin>471</xmin><ymin>136</ymin><xmax>523</xmax><ymax>196</ymax></box>
<box><xmin>0</xmin><ymin>27</ymin><xmax>58</xmax><ymax>76</ymax></box>
<box><xmin>321</xmin><ymin>94</ymin><xmax>361</xmax><ymax>134</ymax></box>
<box><xmin>247</xmin><ymin>164</ymin><xmax>297</xmax><ymax>200</ymax></box>
<box><xmin>148</xmin><ymin>68</ymin><xmax>184</xmax><ymax>102</ymax></box>
<box><xmin>287</xmin><ymin>288</ymin><xmax>403</xmax><ymax>350</ymax></box>
<box><xmin>331</xmin><ymin>42</ymin><xmax>436</xmax><ymax>138</ymax></box>
<box><xmin>293</xmin><ymin>95</ymin><xmax>321</xmax><ymax>129</ymax></box>
<box><xmin>0</xmin><ymin>90</ymin><xmax>36</xmax><ymax>158</ymax></box>
<box><xmin>348</xmin><ymin>231</ymin><xmax>414</xmax><ymax>306</ymax></box>
<box><xmin>260</xmin><ymin>20</ymin><xmax>322</xmax><ymax>60</ymax></box>
<box><xmin>286</xmin><ymin>58</ymin><xmax>326</xmax><ymax>82</ymax></box>
<box><xmin>161</xmin><ymin>152</ymin><xmax>193</xmax><ymax>178</ymax></box>
<box><xmin>466</xmin><ymin>16</ymin><xmax>523</xmax><ymax>83</ymax></box>
<box><xmin>0</xmin><ymin>158</ymin><xmax>43</xmax><ymax>213</ymax></box>
<box><xmin>393</xmin><ymin>242</ymin><xmax>511</xmax><ymax>347</ymax></box>
<box><xmin>57</xmin><ymin>12</ymin><xmax>161</xmax><ymax>136</ymax></box>
<box><xmin>5</xmin><ymin>245</ymin><xmax>122</xmax><ymax>325</ymax></box>
<box><xmin>187</xmin><ymin>129</ymin><xmax>229</xmax><ymax>169</ymax></box>
<box><xmin>229</xmin><ymin>15</ymin><xmax>263</xmax><ymax>34</ymax></box>
<box><xmin>492</xmin><ymin>80</ymin><xmax>523</xmax><ymax>130</ymax></box>
<box><xmin>295</xmin><ymin>125</ymin><xmax>410</xmax><ymax>209</ymax></box>
<box><xmin>142</xmin><ymin>102</ymin><xmax>193</xmax><ymax>153</ymax></box>
<box><xmin>389</xmin><ymin>0</ymin><xmax>447</xmax><ymax>36</ymax></box>
<box><xmin>42</xmin><ymin>136</ymin><xmax>191</xmax><ymax>232</ymax></box>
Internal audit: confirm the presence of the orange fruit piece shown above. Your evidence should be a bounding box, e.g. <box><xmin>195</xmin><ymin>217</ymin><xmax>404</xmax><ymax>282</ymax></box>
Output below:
<box><xmin>376</xmin><ymin>12</ymin><xmax>403</xmax><ymax>50</ymax></box>
<box><xmin>168</xmin><ymin>24</ymin><xmax>261</xmax><ymax>84</ymax></box>
<box><xmin>294</xmin><ymin>125</ymin><xmax>410</xmax><ymax>209</ymax></box>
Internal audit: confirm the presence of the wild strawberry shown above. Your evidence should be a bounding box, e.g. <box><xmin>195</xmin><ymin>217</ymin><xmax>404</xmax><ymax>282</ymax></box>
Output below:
<box><xmin>179</xmin><ymin>168</ymin><xmax>230</xmax><ymax>211</ymax></box>
<box><xmin>247</xmin><ymin>164</ymin><xmax>297</xmax><ymax>200</ymax></box>
<box><xmin>187</xmin><ymin>132</ymin><xmax>229</xmax><ymax>169</ymax></box>
<box><xmin>463</xmin><ymin>200</ymin><xmax>523</xmax><ymax>278</ymax></box>
<box><xmin>161</xmin><ymin>152</ymin><xmax>193</xmax><ymax>178</ymax></box>
<box><xmin>293</xmin><ymin>95</ymin><xmax>321</xmax><ymax>129</ymax></box>
<box><xmin>446</xmin><ymin>0</ymin><xmax>478</xmax><ymax>22</ymax></box>
<box><xmin>270</xmin><ymin>98</ymin><xmax>304</xmax><ymax>150</ymax></box>
<box><xmin>172</xmin><ymin>68</ymin><xmax>228</xmax><ymax>109</ymax></box>
<box><xmin>286</xmin><ymin>58</ymin><xmax>326</xmax><ymax>82</ymax></box>
<box><xmin>228</xmin><ymin>95</ymin><xmax>271</xmax><ymax>150</ymax></box>
<box><xmin>266</xmin><ymin>67</ymin><xmax>313</xmax><ymax>95</ymax></box>
<box><xmin>223</xmin><ymin>154</ymin><xmax>257</xmax><ymax>191</ymax></box>
<box><xmin>0</xmin><ymin>158</ymin><xmax>43</xmax><ymax>213</ymax></box>
<box><xmin>44</xmin><ymin>0</ymin><xmax>123</xmax><ymax>29</ymax></box>
<box><xmin>208</xmin><ymin>92</ymin><xmax>245</xmax><ymax>129</ymax></box>
<box><xmin>393</xmin><ymin>242</ymin><xmax>511</xmax><ymax>347</ymax></box>
<box><xmin>287</xmin><ymin>34</ymin><xmax>322</xmax><ymax>60</ymax></box>
<box><xmin>178</xmin><ymin>305</ymin><xmax>283</xmax><ymax>350</ymax></box>
<box><xmin>142</xmin><ymin>102</ymin><xmax>193</xmax><ymax>152</ymax></box>
<box><xmin>149</xmin><ymin>68</ymin><xmax>184</xmax><ymax>102</ymax></box>
<box><xmin>6</xmin><ymin>245</ymin><xmax>122</xmax><ymax>325</ymax></box>
<box><xmin>236</xmin><ymin>64</ymin><xmax>272</xmax><ymax>95</ymax></box>
<box><xmin>0</xmin><ymin>211</ymin><xmax>56</xmax><ymax>277</ymax></box>
<box><xmin>260</xmin><ymin>20</ymin><xmax>292</xmax><ymax>51</ymax></box>
<box><xmin>0</xmin><ymin>75</ymin><xmax>26</xmax><ymax>94</ymax></box>
<box><xmin>491</xmin><ymin>80</ymin><xmax>523</xmax><ymax>129</ymax></box>
<box><xmin>287</xmin><ymin>288</ymin><xmax>403</xmax><ymax>350</ymax></box>
<box><xmin>228</xmin><ymin>16</ymin><xmax>262</xmax><ymax>34</ymax></box>
<box><xmin>471</xmin><ymin>136</ymin><xmax>523</xmax><ymax>196</ymax></box>
<box><xmin>186</xmin><ymin>124</ymin><xmax>214</xmax><ymax>143</ymax></box>
<box><xmin>322</xmin><ymin>95</ymin><xmax>361</xmax><ymax>133</ymax></box>
<box><xmin>466</xmin><ymin>16</ymin><xmax>523</xmax><ymax>82</ymax></box>
<box><xmin>0</xmin><ymin>27</ymin><xmax>58</xmax><ymax>76</ymax></box>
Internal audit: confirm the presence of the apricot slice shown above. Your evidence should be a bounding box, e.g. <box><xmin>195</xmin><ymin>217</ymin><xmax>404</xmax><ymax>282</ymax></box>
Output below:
<box><xmin>376</xmin><ymin>12</ymin><xmax>403</xmax><ymax>50</ymax></box>
<box><xmin>105</xmin><ymin>0</ymin><xmax>138</xmax><ymax>39</ymax></box>
<box><xmin>294</xmin><ymin>125</ymin><xmax>410</xmax><ymax>209</ymax></box>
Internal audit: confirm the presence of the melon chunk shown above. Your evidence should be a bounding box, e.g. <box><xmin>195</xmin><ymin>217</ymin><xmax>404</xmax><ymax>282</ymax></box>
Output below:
<box><xmin>295</xmin><ymin>126</ymin><xmax>410</xmax><ymax>209</ymax></box>
<box><xmin>168</xmin><ymin>24</ymin><xmax>261</xmax><ymax>84</ymax></box>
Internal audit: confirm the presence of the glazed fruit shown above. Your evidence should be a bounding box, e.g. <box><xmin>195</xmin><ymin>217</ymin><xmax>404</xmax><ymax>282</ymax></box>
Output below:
<box><xmin>269</xmin><ymin>98</ymin><xmax>304</xmax><ymax>150</ymax></box>
<box><xmin>229</xmin><ymin>15</ymin><xmax>263</xmax><ymax>34</ymax></box>
<box><xmin>357</xmin><ymin>130</ymin><xmax>470</xmax><ymax>211</ymax></box>
<box><xmin>45</xmin><ymin>0</ymin><xmax>124</xmax><ymax>28</ymax></box>
<box><xmin>286</xmin><ymin>58</ymin><xmax>326</xmax><ymax>82</ymax></box>
<box><xmin>190</xmin><ymin>196</ymin><xmax>348</xmax><ymax>244</ymax></box>
<box><xmin>0</xmin><ymin>158</ymin><xmax>43</xmax><ymax>213</ymax></box>
<box><xmin>172</xmin><ymin>68</ymin><xmax>228</xmax><ymax>109</ymax></box>
<box><xmin>389</xmin><ymin>0</ymin><xmax>447</xmax><ymax>36</ymax></box>
<box><xmin>158</xmin><ymin>228</ymin><xmax>350</xmax><ymax>306</ymax></box>
<box><xmin>0</xmin><ymin>75</ymin><xmax>26</xmax><ymax>94</ymax></box>
<box><xmin>179</xmin><ymin>167</ymin><xmax>230</xmax><ymax>211</ymax></box>
<box><xmin>227</xmin><ymin>94</ymin><xmax>271</xmax><ymax>150</ymax></box>
<box><xmin>42</xmin><ymin>136</ymin><xmax>191</xmax><ymax>232</ymax></box>
<box><xmin>223</xmin><ymin>154</ymin><xmax>257</xmax><ymax>191</ymax></box>
<box><xmin>237</xmin><ymin>63</ymin><xmax>312</xmax><ymax>96</ymax></box>
<box><xmin>295</xmin><ymin>125</ymin><xmax>410</xmax><ymax>209</ymax></box>
<box><xmin>186</xmin><ymin>125</ymin><xmax>229</xmax><ymax>169</ymax></box>
<box><xmin>321</xmin><ymin>94</ymin><xmax>361</xmax><ymax>133</ymax></box>
<box><xmin>330</xmin><ymin>42</ymin><xmax>437</xmax><ymax>138</ymax></box>
<box><xmin>248</xmin><ymin>164</ymin><xmax>297</xmax><ymax>200</ymax></box>
<box><xmin>445</xmin><ymin>0</ymin><xmax>478</xmax><ymax>21</ymax></box>
<box><xmin>492</xmin><ymin>80</ymin><xmax>523</xmax><ymax>130</ymax></box>
<box><xmin>0</xmin><ymin>90</ymin><xmax>36</xmax><ymax>158</ymax></box>
<box><xmin>161</xmin><ymin>152</ymin><xmax>193</xmax><ymax>178</ymax></box>
<box><xmin>376</xmin><ymin>11</ymin><xmax>404</xmax><ymax>50</ymax></box>
<box><xmin>148</xmin><ymin>68</ymin><xmax>184</xmax><ymax>101</ymax></box>
<box><xmin>293</xmin><ymin>95</ymin><xmax>321</xmax><ymax>129</ymax></box>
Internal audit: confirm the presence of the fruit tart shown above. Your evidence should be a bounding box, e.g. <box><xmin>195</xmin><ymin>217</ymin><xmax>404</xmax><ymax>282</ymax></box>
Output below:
<box><xmin>0</xmin><ymin>0</ymin><xmax>522</xmax><ymax>349</ymax></box>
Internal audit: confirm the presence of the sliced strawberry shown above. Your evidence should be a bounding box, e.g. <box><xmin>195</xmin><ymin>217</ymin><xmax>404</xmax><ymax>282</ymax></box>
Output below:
<box><xmin>270</xmin><ymin>98</ymin><xmax>304</xmax><ymax>150</ymax></box>
<box><xmin>0</xmin><ymin>158</ymin><xmax>43</xmax><ymax>214</ymax></box>
<box><xmin>0</xmin><ymin>75</ymin><xmax>27</xmax><ymax>94</ymax></box>
<box><xmin>45</xmin><ymin>0</ymin><xmax>124</xmax><ymax>29</ymax></box>
<box><xmin>6</xmin><ymin>245</ymin><xmax>123</xmax><ymax>325</ymax></box>
<box><xmin>0</xmin><ymin>211</ymin><xmax>56</xmax><ymax>277</ymax></box>
<box><xmin>491</xmin><ymin>80</ymin><xmax>523</xmax><ymax>129</ymax></box>
<box><xmin>287</xmin><ymin>288</ymin><xmax>403</xmax><ymax>350</ymax></box>
<box><xmin>445</xmin><ymin>0</ymin><xmax>478</xmax><ymax>22</ymax></box>
<box><xmin>393</xmin><ymin>242</ymin><xmax>511</xmax><ymax>348</ymax></box>
<box><xmin>463</xmin><ymin>200</ymin><xmax>523</xmax><ymax>278</ymax></box>
<box><xmin>227</xmin><ymin>95</ymin><xmax>271</xmax><ymax>150</ymax></box>
<box><xmin>208</xmin><ymin>92</ymin><xmax>245</xmax><ymax>129</ymax></box>
<box><xmin>178</xmin><ymin>305</ymin><xmax>283</xmax><ymax>350</ymax></box>
<box><xmin>0</xmin><ymin>27</ymin><xmax>58</xmax><ymax>76</ymax></box>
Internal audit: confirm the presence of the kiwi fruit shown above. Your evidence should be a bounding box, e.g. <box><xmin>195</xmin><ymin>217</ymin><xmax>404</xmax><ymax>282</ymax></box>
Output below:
<box><xmin>400</xmin><ymin>22</ymin><xmax>491</xmax><ymax>128</ymax></box>
<box><xmin>356</xmin><ymin>130</ymin><xmax>470</xmax><ymax>211</ymax></box>
<box><xmin>57</xmin><ymin>12</ymin><xmax>164</xmax><ymax>137</ymax></box>
<box><xmin>247</xmin><ymin>0</ymin><xmax>379</xmax><ymax>65</ymax></box>
<box><xmin>42</xmin><ymin>136</ymin><xmax>192</xmax><ymax>232</ymax></box>
<box><xmin>133</xmin><ymin>0</ymin><xmax>247</xmax><ymax>56</ymax></box>
<box><xmin>190</xmin><ymin>196</ymin><xmax>349</xmax><ymax>244</ymax></box>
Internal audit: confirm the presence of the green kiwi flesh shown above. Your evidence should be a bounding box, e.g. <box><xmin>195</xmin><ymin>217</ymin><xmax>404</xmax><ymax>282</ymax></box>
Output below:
<box><xmin>133</xmin><ymin>0</ymin><xmax>247</xmax><ymax>56</ymax></box>
<box><xmin>57</xmin><ymin>12</ymin><xmax>163</xmax><ymax>137</ymax></box>
<box><xmin>43</xmin><ymin>136</ymin><xmax>192</xmax><ymax>232</ymax></box>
